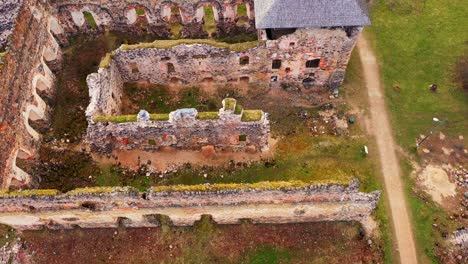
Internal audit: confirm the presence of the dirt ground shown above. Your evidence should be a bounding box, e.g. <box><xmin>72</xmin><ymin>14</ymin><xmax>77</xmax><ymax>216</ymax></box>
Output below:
<box><xmin>19</xmin><ymin>221</ymin><xmax>382</xmax><ymax>264</ymax></box>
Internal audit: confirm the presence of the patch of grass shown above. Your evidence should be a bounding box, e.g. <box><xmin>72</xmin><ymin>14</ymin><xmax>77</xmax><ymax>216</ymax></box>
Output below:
<box><xmin>149</xmin><ymin>113</ymin><xmax>170</xmax><ymax>121</ymax></box>
<box><xmin>369</xmin><ymin>0</ymin><xmax>468</xmax><ymax>149</ymax></box>
<box><xmin>237</xmin><ymin>3</ymin><xmax>248</xmax><ymax>17</ymax></box>
<box><xmin>83</xmin><ymin>11</ymin><xmax>97</xmax><ymax>30</ymax></box>
<box><xmin>0</xmin><ymin>224</ymin><xmax>15</xmax><ymax>247</ymax></box>
<box><xmin>223</xmin><ymin>98</ymin><xmax>236</xmax><ymax>111</ymax></box>
<box><xmin>247</xmin><ymin>246</ymin><xmax>291</xmax><ymax>264</ymax></box>
<box><xmin>93</xmin><ymin>115</ymin><xmax>137</xmax><ymax>123</ymax></box>
<box><xmin>241</xmin><ymin>110</ymin><xmax>262</xmax><ymax>122</ymax></box>
<box><xmin>203</xmin><ymin>6</ymin><xmax>217</xmax><ymax>36</ymax></box>
<box><xmin>169</xmin><ymin>22</ymin><xmax>183</xmax><ymax>38</ymax></box>
<box><xmin>121</xmin><ymin>38</ymin><xmax>259</xmax><ymax>52</ymax></box>
<box><xmin>0</xmin><ymin>189</ymin><xmax>59</xmax><ymax>197</ymax></box>
<box><xmin>98</xmin><ymin>53</ymin><xmax>113</xmax><ymax>68</ymax></box>
<box><xmin>135</xmin><ymin>8</ymin><xmax>145</xmax><ymax>16</ymax></box>
<box><xmin>151</xmin><ymin>180</ymin><xmax>347</xmax><ymax>193</ymax></box>
<box><xmin>197</xmin><ymin>111</ymin><xmax>219</xmax><ymax>120</ymax></box>
<box><xmin>66</xmin><ymin>186</ymin><xmax>138</xmax><ymax>196</ymax></box>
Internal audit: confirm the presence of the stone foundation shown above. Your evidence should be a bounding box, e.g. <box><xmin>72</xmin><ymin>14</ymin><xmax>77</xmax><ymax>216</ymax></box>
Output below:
<box><xmin>0</xmin><ymin>180</ymin><xmax>380</xmax><ymax>230</ymax></box>
<box><xmin>86</xmin><ymin>99</ymin><xmax>270</xmax><ymax>153</ymax></box>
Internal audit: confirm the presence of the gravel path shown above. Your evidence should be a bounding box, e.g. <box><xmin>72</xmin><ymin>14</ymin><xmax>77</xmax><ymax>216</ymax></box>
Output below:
<box><xmin>357</xmin><ymin>35</ymin><xmax>418</xmax><ymax>264</ymax></box>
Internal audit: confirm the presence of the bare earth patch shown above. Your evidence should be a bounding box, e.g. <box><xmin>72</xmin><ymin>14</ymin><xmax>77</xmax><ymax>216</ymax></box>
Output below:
<box><xmin>418</xmin><ymin>165</ymin><xmax>457</xmax><ymax>205</ymax></box>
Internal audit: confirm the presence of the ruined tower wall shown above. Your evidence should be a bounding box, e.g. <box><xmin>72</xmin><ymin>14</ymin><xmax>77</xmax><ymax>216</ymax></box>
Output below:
<box><xmin>0</xmin><ymin>180</ymin><xmax>381</xmax><ymax>230</ymax></box>
<box><xmin>0</xmin><ymin>0</ymin><xmax>63</xmax><ymax>189</ymax></box>
<box><xmin>86</xmin><ymin>108</ymin><xmax>270</xmax><ymax>153</ymax></box>
<box><xmin>49</xmin><ymin>0</ymin><xmax>256</xmax><ymax>39</ymax></box>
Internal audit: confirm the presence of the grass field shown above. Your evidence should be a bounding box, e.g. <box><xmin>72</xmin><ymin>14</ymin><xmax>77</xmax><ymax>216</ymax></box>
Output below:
<box><xmin>368</xmin><ymin>0</ymin><xmax>467</xmax><ymax>263</ymax></box>
<box><xmin>21</xmin><ymin>221</ymin><xmax>382</xmax><ymax>263</ymax></box>
<box><xmin>369</xmin><ymin>0</ymin><xmax>467</xmax><ymax>150</ymax></box>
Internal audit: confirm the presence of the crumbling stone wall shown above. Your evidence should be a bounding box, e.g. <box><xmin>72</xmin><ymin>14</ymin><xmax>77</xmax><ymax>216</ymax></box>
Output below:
<box><xmin>0</xmin><ymin>180</ymin><xmax>381</xmax><ymax>230</ymax></box>
<box><xmin>49</xmin><ymin>0</ymin><xmax>256</xmax><ymax>40</ymax></box>
<box><xmin>0</xmin><ymin>0</ymin><xmax>24</xmax><ymax>50</ymax></box>
<box><xmin>86</xmin><ymin>106</ymin><xmax>270</xmax><ymax>153</ymax></box>
<box><xmin>0</xmin><ymin>0</ymin><xmax>63</xmax><ymax>189</ymax></box>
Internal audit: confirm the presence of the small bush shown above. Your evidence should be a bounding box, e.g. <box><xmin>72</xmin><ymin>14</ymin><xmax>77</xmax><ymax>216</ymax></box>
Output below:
<box><xmin>239</xmin><ymin>134</ymin><xmax>247</xmax><ymax>141</ymax></box>
<box><xmin>197</xmin><ymin>112</ymin><xmax>219</xmax><ymax>120</ymax></box>
<box><xmin>241</xmin><ymin>110</ymin><xmax>262</xmax><ymax>122</ymax></box>
<box><xmin>148</xmin><ymin>139</ymin><xmax>156</xmax><ymax>145</ymax></box>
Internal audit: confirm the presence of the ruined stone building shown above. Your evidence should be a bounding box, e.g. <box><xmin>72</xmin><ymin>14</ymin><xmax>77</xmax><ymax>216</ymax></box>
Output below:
<box><xmin>0</xmin><ymin>0</ymin><xmax>370</xmax><ymax>190</ymax></box>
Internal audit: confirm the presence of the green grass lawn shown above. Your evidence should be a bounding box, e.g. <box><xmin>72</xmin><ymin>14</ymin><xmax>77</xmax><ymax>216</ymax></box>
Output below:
<box><xmin>369</xmin><ymin>0</ymin><xmax>467</xmax><ymax>149</ymax></box>
<box><xmin>368</xmin><ymin>1</ymin><xmax>467</xmax><ymax>263</ymax></box>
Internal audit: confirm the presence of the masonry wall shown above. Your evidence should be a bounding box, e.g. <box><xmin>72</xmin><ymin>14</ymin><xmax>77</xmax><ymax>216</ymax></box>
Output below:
<box><xmin>0</xmin><ymin>180</ymin><xmax>381</xmax><ymax>230</ymax></box>
<box><xmin>86</xmin><ymin>107</ymin><xmax>270</xmax><ymax>153</ymax></box>
<box><xmin>0</xmin><ymin>0</ymin><xmax>63</xmax><ymax>190</ymax></box>
<box><xmin>49</xmin><ymin>0</ymin><xmax>256</xmax><ymax>40</ymax></box>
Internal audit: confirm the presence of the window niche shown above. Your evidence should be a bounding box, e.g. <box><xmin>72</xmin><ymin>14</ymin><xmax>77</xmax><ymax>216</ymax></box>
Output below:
<box><xmin>167</xmin><ymin>63</ymin><xmax>175</xmax><ymax>73</ymax></box>
<box><xmin>272</xmin><ymin>59</ymin><xmax>281</xmax><ymax>69</ymax></box>
<box><xmin>306</xmin><ymin>59</ymin><xmax>320</xmax><ymax>68</ymax></box>
<box><xmin>239</xmin><ymin>56</ymin><xmax>249</xmax><ymax>65</ymax></box>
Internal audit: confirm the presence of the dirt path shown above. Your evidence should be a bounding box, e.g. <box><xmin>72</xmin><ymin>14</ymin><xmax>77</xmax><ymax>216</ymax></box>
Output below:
<box><xmin>357</xmin><ymin>36</ymin><xmax>418</xmax><ymax>263</ymax></box>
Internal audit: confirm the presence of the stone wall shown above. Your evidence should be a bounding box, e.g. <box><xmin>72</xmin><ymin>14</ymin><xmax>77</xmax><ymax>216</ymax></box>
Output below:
<box><xmin>0</xmin><ymin>180</ymin><xmax>381</xmax><ymax>230</ymax></box>
<box><xmin>49</xmin><ymin>0</ymin><xmax>256</xmax><ymax>39</ymax></box>
<box><xmin>86</xmin><ymin>100</ymin><xmax>270</xmax><ymax>153</ymax></box>
<box><xmin>0</xmin><ymin>0</ymin><xmax>24</xmax><ymax>50</ymax></box>
<box><xmin>0</xmin><ymin>0</ymin><xmax>63</xmax><ymax>189</ymax></box>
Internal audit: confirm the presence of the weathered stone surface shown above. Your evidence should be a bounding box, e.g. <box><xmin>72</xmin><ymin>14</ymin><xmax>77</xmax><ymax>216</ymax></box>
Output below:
<box><xmin>86</xmin><ymin>105</ymin><xmax>270</xmax><ymax>153</ymax></box>
<box><xmin>0</xmin><ymin>180</ymin><xmax>381</xmax><ymax>230</ymax></box>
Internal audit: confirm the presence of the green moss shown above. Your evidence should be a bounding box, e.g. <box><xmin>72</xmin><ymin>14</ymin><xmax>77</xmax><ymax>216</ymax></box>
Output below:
<box><xmin>0</xmin><ymin>189</ymin><xmax>59</xmax><ymax>197</ymax></box>
<box><xmin>121</xmin><ymin>39</ymin><xmax>259</xmax><ymax>52</ymax></box>
<box><xmin>239</xmin><ymin>134</ymin><xmax>247</xmax><ymax>142</ymax></box>
<box><xmin>66</xmin><ymin>186</ymin><xmax>138</xmax><ymax>196</ymax></box>
<box><xmin>203</xmin><ymin>6</ymin><xmax>217</xmax><ymax>36</ymax></box>
<box><xmin>223</xmin><ymin>98</ymin><xmax>236</xmax><ymax>111</ymax></box>
<box><xmin>99</xmin><ymin>53</ymin><xmax>113</xmax><ymax>68</ymax></box>
<box><xmin>170</xmin><ymin>22</ymin><xmax>183</xmax><ymax>38</ymax></box>
<box><xmin>234</xmin><ymin>104</ymin><xmax>243</xmax><ymax>115</ymax></box>
<box><xmin>149</xmin><ymin>113</ymin><xmax>170</xmax><ymax>121</ymax></box>
<box><xmin>135</xmin><ymin>8</ymin><xmax>145</xmax><ymax>16</ymax></box>
<box><xmin>93</xmin><ymin>115</ymin><xmax>137</xmax><ymax>123</ymax></box>
<box><xmin>152</xmin><ymin>180</ymin><xmax>347</xmax><ymax>193</ymax></box>
<box><xmin>237</xmin><ymin>4</ymin><xmax>248</xmax><ymax>17</ymax></box>
<box><xmin>197</xmin><ymin>112</ymin><xmax>219</xmax><ymax>120</ymax></box>
<box><xmin>148</xmin><ymin>139</ymin><xmax>156</xmax><ymax>145</ymax></box>
<box><xmin>83</xmin><ymin>11</ymin><xmax>97</xmax><ymax>30</ymax></box>
<box><xmin>241</xmin><ymin>110</ymin><xmax>262</xmax><ymax>122</ymax></box>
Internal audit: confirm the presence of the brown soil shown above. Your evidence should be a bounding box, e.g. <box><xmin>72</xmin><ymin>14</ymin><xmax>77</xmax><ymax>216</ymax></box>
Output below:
<box><xmin>93</xmin><ymin>137</ymin><xmax>276</xmax><ymax>172</ymax></box>
<box><xmin>20</xmin><ymin>221</ymin><xmax>382</xmax><ymax>264</ymax></box>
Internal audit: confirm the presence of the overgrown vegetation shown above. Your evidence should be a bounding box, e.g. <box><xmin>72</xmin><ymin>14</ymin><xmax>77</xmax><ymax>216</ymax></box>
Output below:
<box><xmin>241</xmin><ymin>110</ymin><xmax>262</xmax><ymax>122</ymax></box>
<box><xmin>203</xmin><ymin>6</ymin><xmax>217</xmax><ymax>36</ymax></box>
<box><xmin>121</xmin><ymin>38</ymin><xmax>259</xmax><ymax>52</ymax></box>
<box><xmin>197</xmin><ymin>111</ymin><xmax>219</xmax><ymax>120</ymax></box>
